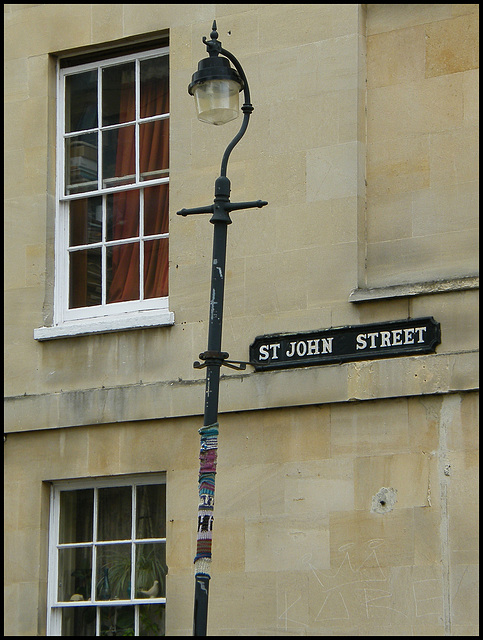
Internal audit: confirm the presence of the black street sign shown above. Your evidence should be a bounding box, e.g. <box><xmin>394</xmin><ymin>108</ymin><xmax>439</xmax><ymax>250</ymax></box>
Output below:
<box><xmin>250</xmin><ymin>317</ymin><xmax>441</xmax><ymax>371</ymax></box>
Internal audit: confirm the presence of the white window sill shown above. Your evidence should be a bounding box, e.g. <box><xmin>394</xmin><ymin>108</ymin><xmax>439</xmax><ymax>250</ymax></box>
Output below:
<box><xmin>34</xmin><ymin>309</ymin><xmax>174</xmax><ymax>341</ymax></box>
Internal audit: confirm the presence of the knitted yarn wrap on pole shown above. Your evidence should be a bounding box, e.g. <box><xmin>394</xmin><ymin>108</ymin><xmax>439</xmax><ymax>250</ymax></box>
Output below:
<box><xmin>194</xmin><ymin>423</ymin><xmax>218</xmax><ymax>578</ymax></box>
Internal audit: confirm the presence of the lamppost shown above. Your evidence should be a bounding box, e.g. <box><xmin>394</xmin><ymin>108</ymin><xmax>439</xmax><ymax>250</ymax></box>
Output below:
<box><xmin>176</xmin><ymin>21</ymin><xmax>267</xmax><ymax>637</ymax></box>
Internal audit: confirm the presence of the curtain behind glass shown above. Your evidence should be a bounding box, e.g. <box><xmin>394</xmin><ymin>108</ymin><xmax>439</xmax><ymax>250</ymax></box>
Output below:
<box><xmin>107</xmin><ymin>65</ymin><xmax>169</xmax><ymax>304</ymax></box>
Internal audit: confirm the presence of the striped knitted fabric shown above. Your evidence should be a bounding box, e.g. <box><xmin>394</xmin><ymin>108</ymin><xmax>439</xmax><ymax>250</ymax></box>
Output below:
<box><xmin>194</xmin><ymin>423</ymin><xmax>219</xmax><ymax>578</ymax></box>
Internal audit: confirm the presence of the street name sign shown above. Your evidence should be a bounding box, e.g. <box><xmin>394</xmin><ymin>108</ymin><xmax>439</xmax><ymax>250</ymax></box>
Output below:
<box><xmin>249</xmin><ymin>317</ymin><xmax>441</xmax><ymax>371</ymax></box>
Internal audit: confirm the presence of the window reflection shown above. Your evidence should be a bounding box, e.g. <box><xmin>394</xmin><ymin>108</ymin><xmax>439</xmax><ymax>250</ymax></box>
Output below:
<box><xmin>65</xmin><ymin>70</ymin><xmax>97</xmax><ymax>133</ymax></box>
<box><xmin>102</xmin><ymin>62</ymin><xmax>135</xmax><ymax>126</ymax></box>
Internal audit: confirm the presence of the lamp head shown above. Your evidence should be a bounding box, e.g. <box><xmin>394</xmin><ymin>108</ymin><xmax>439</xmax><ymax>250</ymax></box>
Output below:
<box><xmin>188</xmin><ymin>21</ymin><xmax>244</xmax><ymax>125</ymax></box>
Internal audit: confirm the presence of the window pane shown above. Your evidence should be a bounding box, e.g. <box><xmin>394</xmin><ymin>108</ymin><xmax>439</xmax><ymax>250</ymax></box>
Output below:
<box><xmin>69</xmin><ymin>247</ymin><xmax>102</xmax><ymax>308</ymax></box>
<box><xmin>69</xmin><ymin>197</ymin><xmax>102</xmax><ymax>247</ymax></box>
<box><xmin>136</xmin><ymin>484</ymin><xmax>166</xmax><ymax>540</ymax></box>
<box><xmin>59</xmin><ymin>489</ymin><xmax>94</xmax><ymax>543</ymax></box>
<box><xmin>97</xmin><ymin>486</ymin><xmax>132</xmax><ymax>541</ymax></box>
<box><xmin>144</xmin><ymin>238</ymin><xmax>168</xmax><ymax>299</ymax></box>
<box><xmin>135</xmin><ymin>543</ymin><xmax>166</xmax><ymax>599</ymax></box>
<box><xmin>65</xmin><ymin>70</ymin><xmax>97</xmax><ymax>133</ymax></box>
<box><xmin>96</xmin><ymin>543</ymin><xmax>131</xmax><ymax>601</ymax></box>
<box><xmin>140</xmin><ymin>56</ymin><xmax>169</xmax><ymax>118</ymax></box>
<box><xmin>102</xmin><ymin>126</ymin><xmax>135</xmax><ymax>188</ymax></box>
<box><xmin>139</xmin><ymin>119</ymin><xmax>169</xmax><ymax>181</ymax></box>
<box><xmin>107</xmin><ymin>243</ymin><xmax>140</xmax><ymax>303</ymax></box>
<box><xmin>144</xmin><ymin>184</ymin><xmax>169</xmax><ymax>236</ymax></box>
<box><xmin>107</xmin><ymin>190</ymin><xmax>139</xmax><ymax>241</ymax></box>
<box><xmin>58</xmin><ymin>546</ymin><xmax>92</xmax><ymax>602</ymax></box>
<box><xmin>61</xmin><ymin>606</ymin><xmax>96</xmax><ymax>636</ymax></box>
<box><xmin>100</xmin><ymin>606</ymin><xmax>134</xmax><ymax>636</ymax></box>
<box><xmin>66</xmin><ymin>134</ymin><xmax>98</xmax><ymax>195</ymax></box>
<box><xmin>102</xmin><ymin>62</ymin><xmax>135</xmax><ymax>126</ymax></box>
<box><xmin>139</xmin><ymin>604</ymin><xmax>165</xmax><ymax>636</ymax></box>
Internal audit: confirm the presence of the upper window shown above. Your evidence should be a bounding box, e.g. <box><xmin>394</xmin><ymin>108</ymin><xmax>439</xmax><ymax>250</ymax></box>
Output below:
<box><xmin>47</xmin><ymin>475</ymin><xmax>167</xmax><ymax>636</ymax></box>
<box><xmin>54</xmin><ymin>46</ymin><xmax>171</xmax><ymax>329</ymax></box>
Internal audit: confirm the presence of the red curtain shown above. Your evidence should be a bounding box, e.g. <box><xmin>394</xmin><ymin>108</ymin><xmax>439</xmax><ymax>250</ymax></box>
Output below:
<box><xmin>107</xmin><ymin>70</ymin><xmax>169</xmax><ymax>303</ymax></box>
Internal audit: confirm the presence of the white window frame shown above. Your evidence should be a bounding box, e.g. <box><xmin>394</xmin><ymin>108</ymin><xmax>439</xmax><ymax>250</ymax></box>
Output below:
<box><xmin>47</xmin><ymin>474</ymin><xmax>167</xmax><ymax>636</ymax></box>
<box><xmin>35</xmin><ymin>46</ymin><xmax>174</xmax><ymax>341</ymax></box>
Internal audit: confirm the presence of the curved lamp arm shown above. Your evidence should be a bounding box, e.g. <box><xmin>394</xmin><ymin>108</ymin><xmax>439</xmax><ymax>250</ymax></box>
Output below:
<box><xmin>218</xmin><ymin>47</ymin><xmax>253</xmax><ymax>178</ymax></box>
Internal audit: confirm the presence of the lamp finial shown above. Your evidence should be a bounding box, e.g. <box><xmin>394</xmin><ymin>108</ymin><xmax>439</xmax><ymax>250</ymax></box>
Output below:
<box><xmin>202</xmin><ymin>20</ymin><xmax>222</xmax><ymax>55</ymax></box>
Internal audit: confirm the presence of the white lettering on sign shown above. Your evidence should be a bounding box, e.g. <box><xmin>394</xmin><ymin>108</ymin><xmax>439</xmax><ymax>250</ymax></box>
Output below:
<box><xmin>285</xmin><ymin>337</ymin><xmax>333</xmax><ymax>358</ymax></box>
<box><xmin>355</xmin><ymin>326</ymin><xmax>427</xmax><ymax>350</ymax></box>
<box><xmin>258</xmin><ymin>343</ymin><xmax>281</xmax><ymax>360</ymax></box>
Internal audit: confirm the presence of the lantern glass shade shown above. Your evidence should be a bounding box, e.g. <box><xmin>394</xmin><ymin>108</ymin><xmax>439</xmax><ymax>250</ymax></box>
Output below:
<box><xmin>192</xmin><ymin>78</ymin><xmax>240</xmax><ymax>125</ymax></box>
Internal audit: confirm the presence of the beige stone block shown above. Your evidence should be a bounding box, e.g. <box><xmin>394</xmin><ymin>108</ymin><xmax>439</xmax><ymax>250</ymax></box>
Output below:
<box><xmin>367</xmin><ymin>134</ymin><xmax>430</xmax><ymax>198</ymax></box>
<box><xmin>446</xmin><ymin>391</ymin><xmax>479</xmax><ymax>453</ymax></box>
<box><xmin>408</xmin><ymin>396</ymin><xmax>441</xmax><ymax>454</ymax></box>
<box><xmin>308</xmin><ymin>563</ymin><xmax>444</xmax><ymax>631</ymax></box>
<box><xmin>414</xmin><ymin>506</ymin><xmax>443</xmax><ymax>565</ymax></box>
<box><xmin>306</xmin><ymin>142</ymin><xmax>359</xmax><ymax>202</ymax></box>
<box><xmin>365</xmin><ymin>231</ymin><xmax>476</xmax><ymax>287</ymax></box>
<box><xmin>214</xmin><ymin>462</ymin><xmax>284</xmax><ymax>520</ymax></box>
<box><xmin>4</xmin><ymin>528</ymin><xmax>42</xmax><ymax>583</ymax></box>
<box><xmin>367</xmin><ymin>25</ymin><xmax>426</xmax><ymax>88</ymax></box>
<box><xmin>447</xmin><ymin>450</ymin><xmax>479</xmax><ymax>563</ymax></box>
<box><xmin>350</xmin><ymin>297</ymin><xmax>410</xmax><ymax>327</ymax></box>
<box><xmin>245</xmin><ymin>514</ymin><xmax>330</xmax><ymax>572</ymax></box>
<box><xmin>366</xmin><ymin>191</ymin><xmax>413</xmax><ymax>243</ymax></box>
<box><xmin>329</xmin><ymin>508</ymin><xmax>415</xmax><ymax>570</ymax></box>
<box><xmin>450</xmin><ymin>564</ymin><xmax>479</xmax><ymax>628</ymax></box>
<box><xmin>208</xmin><ymin>571</ymin><xmax>277</xmax><ymax>634</ymax></box>
<box><xmin>429</xmin><ymin>125</ymin><xmax>479</xmax><ymax>187</ymax></box>
<box><xmin>243</xmin><ymin>249</ymin><xmax>308</xmax><ymax>315</ymax></box>
<box><xmin>277</xmin><ymin>196</ymin><xmax>358</xmax><ymax>252</ymax></box>
<box><xmin>463</xmin><ymin>68</ymin><xmax>479</xmax><ymax>123</ymax></box>
<box><xmin>165</xmin><ymin>572</ymin><xmax>195</xmax><ymax>635</ymax></box>
<box><xmin>331</xmin><ymin>398</ymin><xmax>409</xmax><ymax>457</ymax></box>
<box><xmin>6</xmin><ymin>4</ymin><xmax>92</xmax><ymax>59</ymax></box>
<box><xmin>211</xmin><ymin>517</ymin><xmax>245</xmax><ymax>573</ymax></box>
<box><xmin>257</xmin><ymin>44</ymin><xmax>307</xmax><ymax>106</ymax></box>
<box><xmin>90</xmin><ymin>3</ymin><xmax>124</xmax><ymax>44</ymax></box>
<box><xmin>25</xmin><ymin>243</ymin><xmax>45</xmax><ymax>287</ymax></box>
<box><xmin>86</xmin><ymin>425</ymin><xmax>122</xmax><ymax>476</ymax></box>
<box><xmin>275</xmin><ymin>571</ymin><xmax>310</xmax><ymax>633</ymax></box>
<box><xmin>4</xmin><ymin>57</ymin><xmax>29</xmax><ymax>102</ymax></box>
<box><xmin>6</xmin><ymin>581</ymin><xmax>40</xmax><ymax>635</ymax></box>
<box><xmin>4</xmin><ymin>149</ymin><xmax>25</xmax><ymax>200</ymax></box>
<box><xmin>315</xmin><ymin>34</ymin><xmax>360</xmax><ymax>93</ymax></box>
<box><xmin>260</xmin><ymin>405</ymin><xmax>331</xmax><ymax>465</ymax></box>
<box><xmin>366</xmin><ymin>4</ymin><xmax>452</xmax><ymax>36</ymax></box>
<box><xmin>354</xmin><ymin>452</ymin><xmax>432</xmax><ymax>511</ymax></box>
<box><xmin>284</xmin><ymin>458</ymin><xmax>354</xmax><ymax>515</ymax></box>
<box><xmin>412</xmin><ymin>182</ymin><xmax>478</xmax><ymax>237</ymax></box>
<box><xmin>368</xmin><ymin>74</ymin><xmax>464</xmax><ymax>141</ymax></box>
<box><xmin>268</xmin><ymin>95</ymin><xmax>340</xmax><ymax>157</ymax></box>
<box><xmin>425</xmin><ymin>13</ymin><xmax>479</xmax><ymax>77</ymax></box>
<box><xmin>411</xmin><ymin>290</ymin><xmax>479</xmax><ymax>355</ymax></box>
<box><xmin>306</xmin><ymin>242</ymin><xmax>358</xmax><ymax>307</ymax></box>
<box><xmin>166</xmin><ymin>518</ymin><xmax>195</xmax><ymax>574</ymax></box>
<box><xmin>166</xmin><ymin>467</ymin><xmax>198</xmax><ymax>523</ymax></box>
<box><xmin>259</xmin><ymin>4</ymin><xmax>359</xmax><ymax>50</ymax></box>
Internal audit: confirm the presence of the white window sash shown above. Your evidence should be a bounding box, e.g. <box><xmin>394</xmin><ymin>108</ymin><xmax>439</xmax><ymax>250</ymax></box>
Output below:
<box><xmin>47</xmin><ymin>474</ymin><xmax>166</xmax><ymax>636</ymax></box>
<box><xmin>49</xmin><ymin>47</ymin><xmax>172</xmax><ymax>334</ymax></box>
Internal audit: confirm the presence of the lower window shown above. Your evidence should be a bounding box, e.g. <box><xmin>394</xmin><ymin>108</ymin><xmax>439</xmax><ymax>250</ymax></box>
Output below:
<box><xmin>47</xmin><ymin>475</ymin><xmax>167</xmax><ymax>636</ymax></box>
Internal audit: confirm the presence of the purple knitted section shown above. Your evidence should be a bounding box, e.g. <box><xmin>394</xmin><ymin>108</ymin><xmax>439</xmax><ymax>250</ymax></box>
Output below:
<box><xmin>195</xmin><ymin>423</ymin><xmax>219</xmax><ymax>572</ymax></box>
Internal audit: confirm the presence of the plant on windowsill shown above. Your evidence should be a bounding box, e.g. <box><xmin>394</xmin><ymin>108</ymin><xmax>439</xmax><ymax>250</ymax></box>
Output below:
<box><xmin>99</xmin><ymin>545</ymin><xmax>167</xmax><ymax>602</ymax></box>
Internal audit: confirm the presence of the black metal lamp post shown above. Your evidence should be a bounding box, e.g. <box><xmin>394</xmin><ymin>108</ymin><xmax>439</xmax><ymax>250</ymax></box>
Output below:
<box><xmin>176</xmin><ymin>21</ymin><xmax>267</xmax><ymax>637</ymax></box>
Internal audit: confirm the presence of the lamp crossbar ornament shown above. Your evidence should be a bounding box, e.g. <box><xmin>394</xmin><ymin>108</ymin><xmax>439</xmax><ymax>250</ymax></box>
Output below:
<box><xmin>176</xmin><ymin>20</ymin><xmax>267</xmax><ymax>636</ymax></box>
